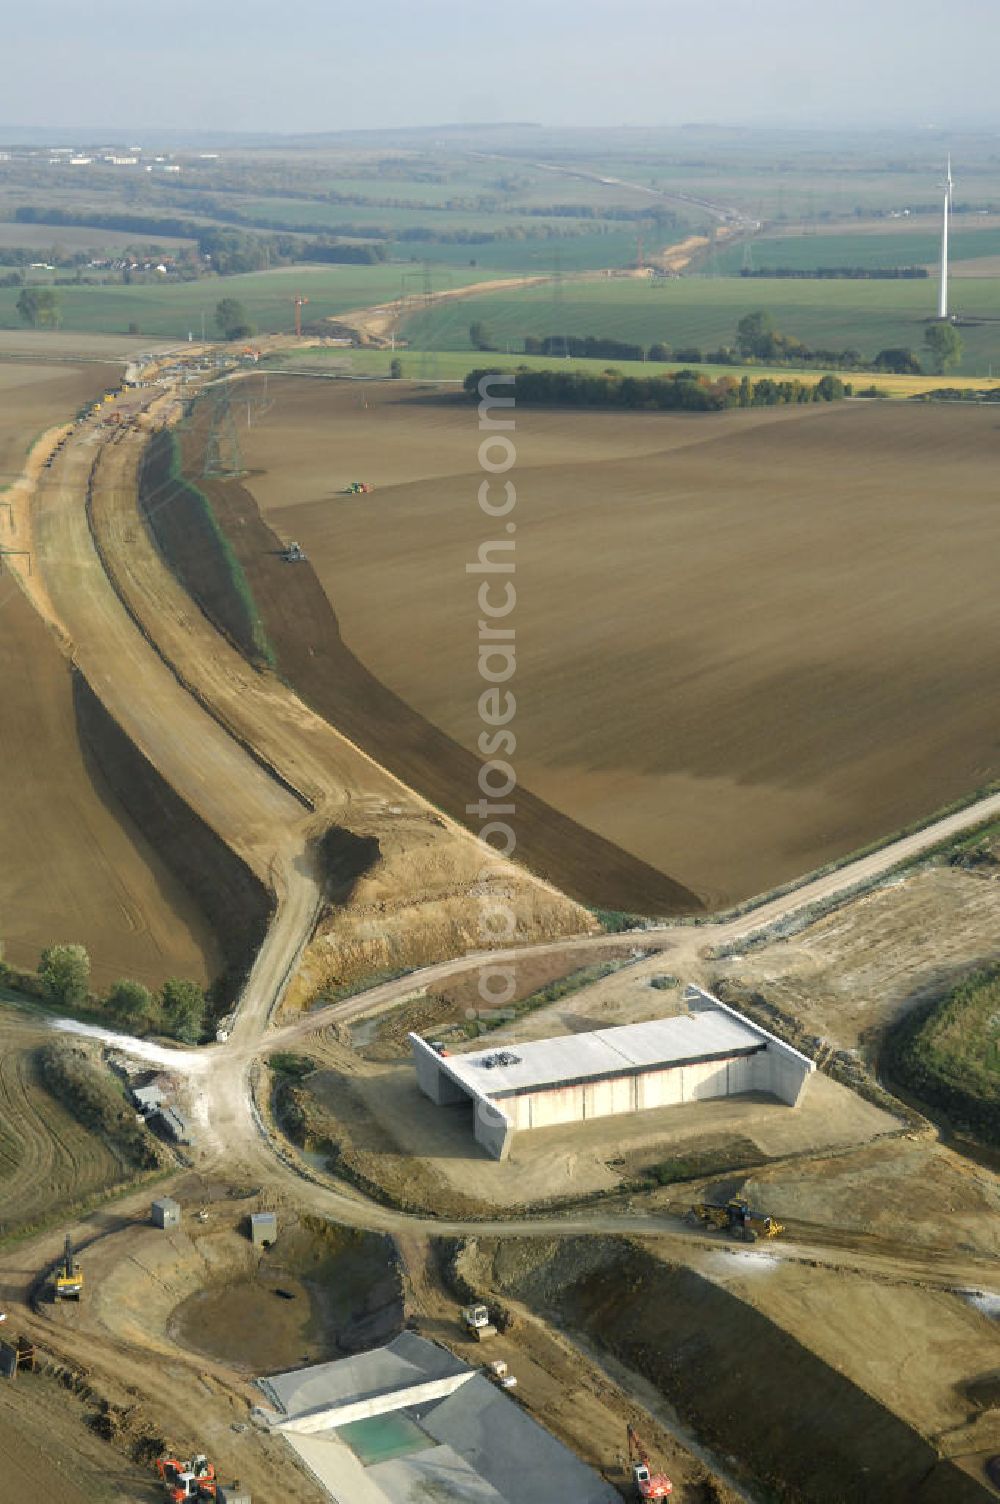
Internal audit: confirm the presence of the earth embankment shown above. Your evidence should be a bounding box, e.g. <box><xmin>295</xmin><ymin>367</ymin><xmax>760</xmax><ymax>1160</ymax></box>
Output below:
<box><xmin>73</xmin><ymin>673</ymin><xmax>274</xmax><ymax>1009</ymax></box>
<box><xmin>469</xmin><ymin>1236</ymin><xmax>989</xmax><ymax>1504</ymax></box>
<box><xmin>84</xmin><ymin>405</ymin><xmax>589</xmax><ymax>1010</ymax></box>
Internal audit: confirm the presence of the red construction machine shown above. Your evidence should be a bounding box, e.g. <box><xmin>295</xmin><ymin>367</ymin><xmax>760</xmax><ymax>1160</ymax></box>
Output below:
<box><xmin>627</xmin><ymin>1424</ymin><xmax>673</xmax><ymax>1499</ymax></box>
<box><xmin>156</xmin><ymin>1453</ymin><xmax>217</xmax><ymax>1502</ymax></box>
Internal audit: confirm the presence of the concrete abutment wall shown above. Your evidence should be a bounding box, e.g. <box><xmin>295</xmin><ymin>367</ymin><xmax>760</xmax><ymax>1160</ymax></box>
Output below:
<box><xmin>410</xmin><ymin>990</ymin><xmax>815</xmax><ymax>1160</ymax></box>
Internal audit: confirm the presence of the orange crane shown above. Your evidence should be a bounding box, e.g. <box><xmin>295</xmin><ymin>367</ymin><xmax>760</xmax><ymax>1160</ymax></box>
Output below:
<box><xmin>627</xmin><ymin>1424</ymin><xmax>672</xmax><ymax>1499</ymax></box>
<box><xmin>293</xmin><ymin>293</ymin><xmax>309</xmax><ymax>337</ymax></box>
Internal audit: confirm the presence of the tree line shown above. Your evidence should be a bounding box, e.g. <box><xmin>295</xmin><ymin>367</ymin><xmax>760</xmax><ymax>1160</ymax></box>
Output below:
<box><xmin>12</xmin><ymin>207</ymin><xmax>387</xmax><ymax>274</ymax></box>
<box><xmin>740</xmin><ymin>266</ymin><xmax>928</xmax><ymax>280</ymax></box>
<box><xmin>464</xmin><ymin>366</ymin><xmax>847</xmax><ymax>411</ymax></box>
<box><xmin>733</xmin><ymin>310</ymin><xmax>962</xmax><ymax>375</ymax></box>
<box><xmin>467</xmin><ymin>308</ymin><xmax>962</xmax><ymax>377</ymax></box>
<box><xmin>0</xmin><ymin>941</ymin><xmax>208</xmax><ymax>1043</ymax></box>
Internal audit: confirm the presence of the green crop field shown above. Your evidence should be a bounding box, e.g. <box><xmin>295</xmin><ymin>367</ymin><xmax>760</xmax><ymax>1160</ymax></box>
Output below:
<box><xmin>400</xmin><ymin>273</ymin><xmax>1000</xmax><ymax>375</ymax></box>
<box><xmin>0</xmin><ymin>263</ymin><xmax>504</xmax><ymax>339</ymax></box>
<box><xmin>230</xmin><ymin>195</ymin><xmax>621</xmax><ymax>235</ymax></box>
<box><xmin>390</xmin><ymin>229</ymin><xmax>641</xmax><ymax>273</ymax></box>
<box><xmin>716</xmin><ymin>224</ymin><xmax>1000</xmax><ymax>275</ymax></box>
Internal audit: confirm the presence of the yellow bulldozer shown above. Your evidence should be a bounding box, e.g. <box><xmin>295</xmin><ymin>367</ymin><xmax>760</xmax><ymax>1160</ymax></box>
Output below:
<box><xmin>54</xmin><ymin>1234</ymin><xmax>83</xmax><ymax>1301</ymax></box>
<box><xmin>689</xmin><ymin>1198</ymin><xmax>783</xmax><ymax>1244</ymax></box>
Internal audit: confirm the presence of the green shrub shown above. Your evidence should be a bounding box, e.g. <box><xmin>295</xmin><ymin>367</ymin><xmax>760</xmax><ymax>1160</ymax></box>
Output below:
<box><xmin>106</xmin><ymin>978</ymin><xmax>153</xmax><ymax>1024</ymax></box>
<box><xmin>38</xmin><ymin>944</ymin><xmax>90</xmax><ymax>1009</ymax></box>
<box><xmin>160</xmin><ymin>978</ymin><xmax>206</xmax><ymax>1043</ymax></box>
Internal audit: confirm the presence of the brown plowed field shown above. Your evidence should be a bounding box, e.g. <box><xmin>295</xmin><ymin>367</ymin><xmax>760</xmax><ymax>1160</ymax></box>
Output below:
<box><xmin>0</xmin><ymin>1011</ymin><xmax>133</xmax><ymax>1232</ymax></box>
<box><xmin>0</xmin><ymin>361</ymin><xmax>218</xmax><ymax>988</ymax></box>
<box><xmin>239</xmin><ymin>381</ymin><xmax>1000</xmax><ymax>908</ymax></box>
<box><xmin>197</xmin><ymin>395</ymin><xmax>705</xmax><ymax>913</ymax></box>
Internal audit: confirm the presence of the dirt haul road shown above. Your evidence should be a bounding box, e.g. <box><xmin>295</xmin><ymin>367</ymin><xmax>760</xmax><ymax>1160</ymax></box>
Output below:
<box><xmin>330</xmin><ymin>272</ymin><xmax>552</xmax><ymax>346</ymax></box>
<box><xmin>28</xmin><ymin>426</ymin><xmax>306</xmax><ymax>874</ymax></box>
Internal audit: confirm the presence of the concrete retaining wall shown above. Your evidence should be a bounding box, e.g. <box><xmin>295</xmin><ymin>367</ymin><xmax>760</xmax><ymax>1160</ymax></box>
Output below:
<box><xmin>686</xmin><ymin>986</ymin><xmax>815</xmax><ymax>1107</ymax></box>
<box><xmin>504</xmin><ymin>1051</ymin><xmax>765</xmax><ymax>1131</ymax></box>
<box><xmin>411</xmin><ymin>1035</ymin><xmax>515</xmax><ymax>1159</ymax></box>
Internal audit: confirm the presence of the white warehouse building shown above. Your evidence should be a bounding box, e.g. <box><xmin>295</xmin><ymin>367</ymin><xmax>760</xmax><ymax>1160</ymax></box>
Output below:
<box><xmin>411</xmin><ymin>985</ymin><xmax>815</xmax><ymax>1160</ymax></box>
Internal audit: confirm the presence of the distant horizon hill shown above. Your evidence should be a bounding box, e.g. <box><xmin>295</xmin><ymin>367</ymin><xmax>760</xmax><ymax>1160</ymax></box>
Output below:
<box><xmin>0</xmin><ymin>121</ymin><xmax>989</xmax><ymax>153</ymax></box>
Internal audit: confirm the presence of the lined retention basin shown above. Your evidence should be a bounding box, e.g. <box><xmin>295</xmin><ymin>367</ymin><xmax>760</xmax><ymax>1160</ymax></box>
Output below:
<box><xmin>337</xmin><ymin>1411</ymin><xmax>430</xmax><ymax>1466</ymax></box>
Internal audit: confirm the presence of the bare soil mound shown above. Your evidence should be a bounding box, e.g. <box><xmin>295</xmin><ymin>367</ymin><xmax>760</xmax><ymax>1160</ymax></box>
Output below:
<box><xmin>73</xmin><ymin>674</ymin><xmax>272</xmax><ymax>1011</ymax></box>
<box><xmin>0</xmin><ymin>1015</ymin><xmax>141</xmax><ymax>1233</ymax></box>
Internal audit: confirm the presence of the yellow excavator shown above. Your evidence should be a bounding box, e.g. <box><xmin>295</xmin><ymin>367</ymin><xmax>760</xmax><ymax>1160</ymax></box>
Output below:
<box><xmin>689</xmin><ymin>1198</ymin><xmax>784</xmax><ymax>1243</ymax></box>
<box><xmin>54</xmin><ymin>1234</ymin><xmax>83</xmax><ymax>1301</ymax></box>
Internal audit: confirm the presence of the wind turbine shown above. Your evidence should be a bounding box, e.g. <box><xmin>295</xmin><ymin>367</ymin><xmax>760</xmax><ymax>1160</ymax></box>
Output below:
<box><xmin>938</xmin><ymin>155</ymin><xmax>954</xmax><ymax>320</ymax></box>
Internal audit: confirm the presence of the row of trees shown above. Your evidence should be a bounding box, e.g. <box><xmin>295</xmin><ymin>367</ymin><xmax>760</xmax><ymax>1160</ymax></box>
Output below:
<box><xmin>734</xmin><ymin>310</ymin><xmax>963</xmax><ymax>375</ymax></box>
<box><xmin>11</xmin><ymin>201</ymin><xmax>629</xmax><ymax>269</ymax></box>
<box><xmin>740</xmin><ymin>266</ymin><xmax>928</xmax><ymax>281</ymax></box>
<box><xmin>464</xmin><ymin>366</ymin><xmax>847</xmax><ymax>412</ymax></box>
<box><xmin>6</xmin><ymin>943</ymin><xmax>208</xmax><ymax>1043</ymax></box>
<box><xmin>469</xmin><ymin>311</ymin><xmax>964</xmax><ymax>379</ymax></box>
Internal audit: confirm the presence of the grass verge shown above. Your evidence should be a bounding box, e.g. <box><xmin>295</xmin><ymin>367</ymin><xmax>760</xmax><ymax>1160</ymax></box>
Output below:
<box><xmin>881</xmin><ymin>967</ymin><xmax>1000</xmax><ymax>1147</ymax></box>
<box><xmin>142</xmin><ymin>428</ymin><xmax>276</xmax><ymax>668</ymax></box>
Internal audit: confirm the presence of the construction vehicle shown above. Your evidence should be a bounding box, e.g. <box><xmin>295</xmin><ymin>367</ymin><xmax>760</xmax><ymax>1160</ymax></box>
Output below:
<box><xmin>279</xmin><ymin>541</ymin><xmax>307</xmax><ymax>563</ymax></box>
<box><xmin>344</xmin><ymin>480</ymin><xmax>375</xmax><ymax>494</ymax></box>
<box><xmin>54</xmin><ymin>1234</ymin><xmax>83</xmax><ymax>1301</ymax></box>
<box><xmin>627</xmin><ymin>1424</ymin><xmax>672</xmax><ymax>1499</ymax></box>
<box><xmin>156</xmin><ymin>1453</ymin><xmax>217</xmax><ymax>1501</ymax></box>
<box><xmin>689</xmin><ymin>1197</ymin><xmax>784</xmax><ymax>1243</ymax></box>
<box><xmin>462</xmin><ymin>1303</ymin><xmax>497</xmax><ymax>1341</ymax></box>
<box><xmin>486</xmin><ymin>1358</ymin><xmax>517</xmax><ymax>1390</ymax></box>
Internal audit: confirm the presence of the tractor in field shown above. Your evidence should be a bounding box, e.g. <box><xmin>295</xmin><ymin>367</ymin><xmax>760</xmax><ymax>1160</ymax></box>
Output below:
<box><xmin>279</xmin><ymin>541</ymin><xmax>306</xmax><ymax>563</ymax></box>
<box><xmin>689</xmin><ymin>1197</ymin><xmax>784</xmax><ymax>1243</ymax></box>
<box><xmin>344</xmin><ymin>480</ymin><xmax>374</xmax><ymax>494</ymax></box>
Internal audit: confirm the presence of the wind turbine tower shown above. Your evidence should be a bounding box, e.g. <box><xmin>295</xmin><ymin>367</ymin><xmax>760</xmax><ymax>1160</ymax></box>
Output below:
<box><xmin>938</xmin><ymin>155</ymin><xmax>954</xmax><ymax>320</ymax></box>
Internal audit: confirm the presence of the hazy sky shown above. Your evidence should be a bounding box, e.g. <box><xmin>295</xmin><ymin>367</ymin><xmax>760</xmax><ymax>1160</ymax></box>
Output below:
<box><xmin>5</xmin><ymin>0</ymin><xmax>998</xmax><ymax>135</ymax></box>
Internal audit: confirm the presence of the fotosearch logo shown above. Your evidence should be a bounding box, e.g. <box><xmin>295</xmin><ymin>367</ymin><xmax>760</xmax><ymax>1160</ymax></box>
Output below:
<box><xmin>466</xmin><ymin>372</ymin><xmax>518</xmax><ymax>1014</ymax></box>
